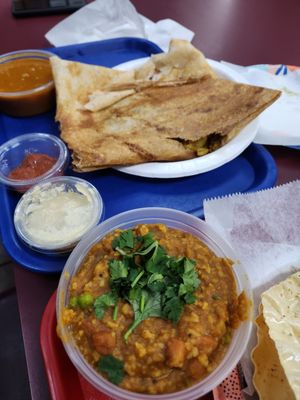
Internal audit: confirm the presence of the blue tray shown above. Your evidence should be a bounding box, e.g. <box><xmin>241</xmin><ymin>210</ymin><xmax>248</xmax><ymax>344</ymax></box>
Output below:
<box><xmin>0</xmin><ymin>38</ymin><xmax>278</xmax><ymax>274</ymax></box>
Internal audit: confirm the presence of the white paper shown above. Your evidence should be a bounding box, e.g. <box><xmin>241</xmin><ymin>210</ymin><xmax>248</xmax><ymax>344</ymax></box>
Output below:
<box><xmin>45</xmin><ymin>0</ymin><xmax>194</xmax><ymax>52</ymax></box>
<box><xmin>222</xmin><ymin>61</ymin><xmax>300</xmax><ymax>146</ymax></box>
<box><xmin>204</xmin><ymin>180</ymin><xmax>300</xmax><ymax>395</ymax></box>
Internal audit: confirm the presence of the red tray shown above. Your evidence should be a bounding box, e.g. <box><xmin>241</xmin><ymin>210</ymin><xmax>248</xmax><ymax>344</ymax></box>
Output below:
<box><xmin>40</xmin><ymin>292</ymin><xmax>244</xmax><ymax>400</ymax></box>
<box><xmin>40</xmin><ymin>291</ymin><xmax>113</xmax><ymax>400</ymax></box>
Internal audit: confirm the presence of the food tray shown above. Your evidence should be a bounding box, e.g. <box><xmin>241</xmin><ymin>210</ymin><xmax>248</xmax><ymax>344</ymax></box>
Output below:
<box><xmin>41</xmin><ymin>291</ymin><xmax>112</xmax><ymax>400</ymax></box>
<box><xmin>0</xmin><ymin>37</ymin><xmax>277</xmax><ymax>274</ymax></box>
<box><xmin>41</xmin><ymin>291</ymin><xmax>243</xmax><ymax>400</ymax></box>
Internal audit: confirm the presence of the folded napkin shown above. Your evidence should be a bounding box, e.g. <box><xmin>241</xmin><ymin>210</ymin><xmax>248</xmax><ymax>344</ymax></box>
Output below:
<box><xmin>45</xmin><ymin>0</ymin><xmax>194</xmax><ymax>52</ymax></box>
<box><xmin>204</xmin><ymin>180</ymin><xmax>300</xmax><ymax>395</ymax></box>
<box><xmin>222</xmin><ymin>62</ymin><xmax>300</xmax><ymax>146</ymax></box>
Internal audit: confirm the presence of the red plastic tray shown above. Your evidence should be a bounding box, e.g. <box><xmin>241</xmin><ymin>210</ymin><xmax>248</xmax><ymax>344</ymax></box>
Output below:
<box><xmin>40</xmin><ymin>292</ymin><xmax>244</xmax><ymax>400</ymax></box>
<box><xmin>40</xmin><ymin>291</ymin><xmax>113</xmax><ymax>400</ymax></box>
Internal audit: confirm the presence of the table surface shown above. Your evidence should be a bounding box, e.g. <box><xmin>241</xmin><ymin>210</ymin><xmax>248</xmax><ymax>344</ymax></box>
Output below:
<box><xmin>1</xmin><ymin>0</ymin><xmax>300</xmax><ymax>399</ymax></box>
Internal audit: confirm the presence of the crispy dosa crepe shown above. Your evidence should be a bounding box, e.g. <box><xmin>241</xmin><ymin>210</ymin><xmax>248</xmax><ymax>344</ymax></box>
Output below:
<box><xmin>134</xmin><ymin>38</ymin><xmax>217</xmax><ymax>82</ymax></box>
<box><xmin>84</xmin><ymin>89</ymin><xmax>136</xmax><ymax>112</ymax></box>
<box><xmin>50</xmin><ymin>40</ymin><xmax>281</xmax><ymax>171</ymax></box>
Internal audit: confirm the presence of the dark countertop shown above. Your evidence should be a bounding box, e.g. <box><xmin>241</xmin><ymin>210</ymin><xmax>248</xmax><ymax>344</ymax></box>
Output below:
<box><xmin>1</xmin><ymin>0</ymin><xmax>300</xmax><ymax>399</ymax></box>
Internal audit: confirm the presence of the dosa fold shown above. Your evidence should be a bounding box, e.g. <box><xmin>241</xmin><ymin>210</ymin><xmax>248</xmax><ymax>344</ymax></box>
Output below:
<box><xmin>50</xmin><ymin>40</ymin><xmax>281</xmax><ymax>171</ymax></box>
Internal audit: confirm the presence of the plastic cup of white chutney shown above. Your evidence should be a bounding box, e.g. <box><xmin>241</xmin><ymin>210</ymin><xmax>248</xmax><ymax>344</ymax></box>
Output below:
<box><xmin>14</xmin><ymin>176</ymin><xmax>104</xmax><ymax>254</ymax></box>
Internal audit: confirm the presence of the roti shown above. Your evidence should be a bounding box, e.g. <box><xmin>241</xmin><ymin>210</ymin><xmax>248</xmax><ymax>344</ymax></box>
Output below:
<box><xmin>50</xmin><ymin>40</ymin><xmax>281</xmax><ymax>172</ymax></box>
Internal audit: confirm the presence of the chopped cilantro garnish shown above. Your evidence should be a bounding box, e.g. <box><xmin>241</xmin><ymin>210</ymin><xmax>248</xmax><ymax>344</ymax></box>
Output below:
<box><xmin>94</xmin><ymin>291</ymin><xmax>117</xmax><ymax>319</ymax></box>
<box><xmin>94</xmin><ymin>228</ymin><xmax>201</xmax><ymax>340</ymax></box>
<box><xmin>184</xmin><ymin>292</ymin><xmax>197</xmax><ymax>304</ymax></box>
<box><xmin>109</xmin><ymin>259</ymin><xmax>129</xmax><ymax>280</ymax></box>
<box><xmin>97</xmin><ymin>355</ymin><xmax>124</xmax><ymax>385</ymax></box>
<box><xmin>112</xmin><ymin>229</ymin><xmax>136</xmax><ymax>253</ymax></box>
<box><xmin>124</xmin><ymin>288</ymin><xmax>162</xmax><ymax>342</ymax></box>
<box><xmin>162</xmin><ymin>296</ymin><xmax>184</xmax><ymax>323</ymax></box>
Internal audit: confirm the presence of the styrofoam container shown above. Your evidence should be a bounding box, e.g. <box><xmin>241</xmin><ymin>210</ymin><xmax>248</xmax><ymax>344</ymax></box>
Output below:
<box><xmin>56</xmin><ymin>207</ymin><xmax>252</xmax><ymax>400</ymax></box>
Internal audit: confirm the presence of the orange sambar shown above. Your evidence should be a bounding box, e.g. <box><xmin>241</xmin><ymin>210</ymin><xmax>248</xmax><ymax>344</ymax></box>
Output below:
<box><xmin>0</xmin><ymin>58</ymin><xmax>53</xmax><ymax>92</ymax></box>
<box><xmin>0</xmin><ymin>56</ymin><xmax>55</xmax><ymax>117</ymax></box>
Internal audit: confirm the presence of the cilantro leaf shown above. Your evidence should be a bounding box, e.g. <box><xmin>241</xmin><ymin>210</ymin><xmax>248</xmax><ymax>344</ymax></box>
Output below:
<box><xmin>164</xmin><ymin>285</ymin><xmax>177</xmax><ymax>299</ymax></box>
<box><xmin>183</xmin><ymin>258</ymin><xmax>199</xmax><ymax>286</ymax></box>
<box><xmin>168</xmin><ymin>256</ymin><xmax>185</xmax><ymax>276</ymax></box>
<box><xmin>147</xmin><ymin>272</ymin><xmax>165</xmax><ymax>292</ymax></box>
<box><xmin>112</xmin><ymin>229</ymin><xmax>136</xmax><ymax>253</ymax></box>
<box><xmin>179</xmin><ymin>258</ymin><xmax>200</xmax><ymax>295</ymax></box>
<box><xmin>145</xmin><ymin>245</ymin><xmax>168</xmax><ymax>273</ymax></box>
<box><xmin>97</xmin><ymin>355</ymin><xmax>124</xmax><ymax>385</ymax></box>
<box><xmin>109</xmin><ymin>259</ymin><xmax>128</xmax><ymax>280</ymax></box>
<box><xmin>184</xmin><ymin>292</ymin><xmax>197</xmax><ymax>304</ymax></box>
<box><xmin>162</xmin><ymin>296</ymin><xmax>184</xmax><ymax>323</ymax></box>
<box><xmin>94</xmin><ymin>291</ymin><xmax>117</xmax><ymax>319</ymax></box>
<box><xmin>124</xmin><ymin>289</ymin><xmax>162</xmax><ymax>341</ymax></box>
<box><xmin>136</xmin><ymin>232</ymin><xmax>155</xmax><ymax>252</ymax></box>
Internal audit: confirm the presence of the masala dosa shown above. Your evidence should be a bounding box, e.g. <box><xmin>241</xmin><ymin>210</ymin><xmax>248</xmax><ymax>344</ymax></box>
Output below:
<box><xmin>50</xmin><ymin>40</ymin><xmax>281</xmax><ymax>171</ymax></box>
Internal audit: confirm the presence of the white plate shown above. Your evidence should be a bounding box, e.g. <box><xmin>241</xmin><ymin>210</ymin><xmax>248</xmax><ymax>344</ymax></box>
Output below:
<box><xmin>113</xmin><ymin>58</ymin><xmax>259</xmax><ymax>178</ymax></box>
<box><xmin>221</xmin><ymin>62</ymin><xmax>300</xmax><ymax>146</ymax></box>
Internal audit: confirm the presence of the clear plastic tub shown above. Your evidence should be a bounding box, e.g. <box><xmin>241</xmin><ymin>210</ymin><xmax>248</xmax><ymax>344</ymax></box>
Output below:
<box><xmin>14</xmin><ymin>176</ymin><xmax>104</xmax><ymax>254</ymax></box>
<box><xmin>56</xmin><ymin>207</ymin><xmax>252</xmax><ymax>400</ymax></box>
<box><xmin>0</xmin><ymin>49</ymin><xmax>55</xmax><ymax>117</ymax></box>
<box><xmin>0</xmin><ymin>133</ymin><xmax>69</xmax><ymax>193</ymax></box>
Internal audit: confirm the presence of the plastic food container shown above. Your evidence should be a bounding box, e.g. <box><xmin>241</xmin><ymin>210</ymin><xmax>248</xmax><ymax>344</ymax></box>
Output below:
<box><xmin>0</xmin><ymin>133</ymin><xmax>69</xmax><ymax>193</ymax></box>
<box><xmin>56</xmin><ymin>207</ymin><xmax>252</xmax><ymax>400</ymax></box>
<box><xmin>0</xmin><ymin>49</ymin><xmax>55</xmax><ymax>116</ymax></box>
<box><xmin>14</xmin><ymin>176</ymin><xmax>104</xmax><ymax>254</ymax></box>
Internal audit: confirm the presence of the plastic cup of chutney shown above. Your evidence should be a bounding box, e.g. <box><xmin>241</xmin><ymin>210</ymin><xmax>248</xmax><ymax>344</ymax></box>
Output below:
<box><xmin>0</xmin><ymin>133</ymin><xmax>69</xmax><ymax>193</ymax></box>
<box><xmin>0</xmin><ymin>49</ymin><xmax>56</xmax><ymax>117</ymax></box>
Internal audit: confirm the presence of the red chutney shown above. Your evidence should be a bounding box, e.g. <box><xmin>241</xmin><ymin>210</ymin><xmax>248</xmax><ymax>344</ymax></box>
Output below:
<box><xmin>9</xmin><ymin>153</ymin><xmax>57</xmax><ymax>180</ymax></box>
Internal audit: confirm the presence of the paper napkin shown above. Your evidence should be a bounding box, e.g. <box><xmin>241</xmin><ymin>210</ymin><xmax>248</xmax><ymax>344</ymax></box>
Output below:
<box><xmin>222</xmin><ymin>61</ymin><xmax>300</xmax><ymax>146</ymax></box>
<box><xmin>45</xmin><ymin>0</ymin><xmax>194</xmax><ymax>52</ymax></box>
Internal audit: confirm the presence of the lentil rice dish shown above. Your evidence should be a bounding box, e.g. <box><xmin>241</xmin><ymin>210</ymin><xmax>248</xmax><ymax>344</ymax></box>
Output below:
<box><xmin>61</xmin><ymin>223</ymin><xmax>249</xmax><ymax>395</ymax></box>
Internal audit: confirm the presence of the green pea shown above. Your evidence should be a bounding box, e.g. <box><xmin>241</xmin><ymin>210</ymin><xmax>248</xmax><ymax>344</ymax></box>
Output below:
<box><xmin>223</xmin><ymin>331</ymin><xmax>232</xmax><ymax>345</ymax></box>
<box><xmin>69</xmin><ymin>296</ymin><xmax>78</xmax><ymax>308</ymax></box>
<box><xmin>78</xmin><ymin>293</ymin><xmax>94</xmax><ymax>309</ymax></box>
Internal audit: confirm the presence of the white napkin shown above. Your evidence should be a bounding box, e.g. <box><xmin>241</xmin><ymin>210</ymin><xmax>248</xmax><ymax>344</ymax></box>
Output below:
<box><xmin>45</xmin><ymin>0</ymin><xmax>194</xmax><ymax>52</ymax></box>
<box><xmin>222</xmin><ymin>61</ymin><xmax>300</xmax><ymax>146</ymax></box>
<box><xmin>204</xmin><ymin>180</ymin><xmax>300</xmax><ymax>395</ymax></box>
